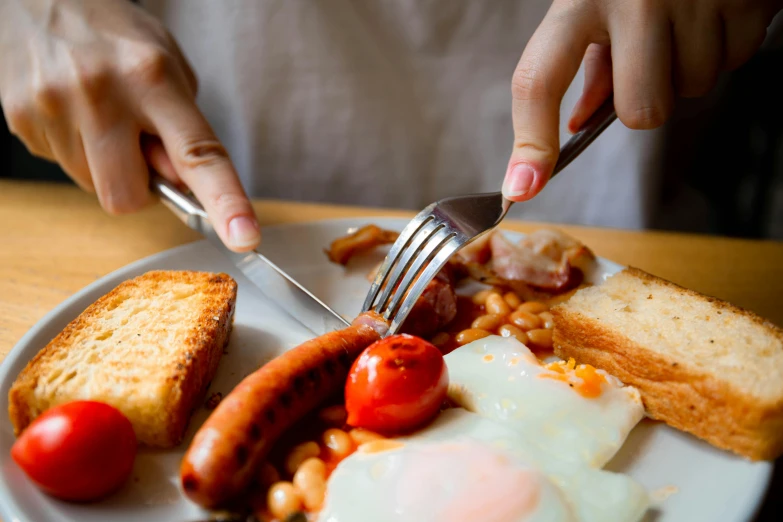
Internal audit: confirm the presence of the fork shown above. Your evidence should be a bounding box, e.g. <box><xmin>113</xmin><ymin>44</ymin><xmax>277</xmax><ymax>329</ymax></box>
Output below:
<box><xmin>362</xmin><ymin>96</ymin><xmax>618</xmax><ymax>335</ymax></box>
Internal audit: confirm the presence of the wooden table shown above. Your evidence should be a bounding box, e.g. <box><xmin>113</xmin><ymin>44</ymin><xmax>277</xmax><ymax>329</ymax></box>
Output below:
<box><xmin>1</xmin><ymin>179</ymin><xmax>782</xmax><ymax>520</ymax></box>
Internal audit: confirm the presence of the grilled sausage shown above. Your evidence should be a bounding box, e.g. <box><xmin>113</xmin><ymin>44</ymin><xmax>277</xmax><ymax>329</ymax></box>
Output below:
<box><xmin>180</xmin><ymin>312</ymin><xmax>388</xmax><ymax>509</ymax></box>
<box><xmin>400</xmin><ymin>271</ymin><xmax>458</xmax><ymax>338</ymax></box>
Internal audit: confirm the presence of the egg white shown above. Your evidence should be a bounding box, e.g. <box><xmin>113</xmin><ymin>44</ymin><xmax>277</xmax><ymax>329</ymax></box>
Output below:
<box><xmin>444</xmin><ymin>335</ymin><xmax>644</xmax><ymax>468</ymax></box>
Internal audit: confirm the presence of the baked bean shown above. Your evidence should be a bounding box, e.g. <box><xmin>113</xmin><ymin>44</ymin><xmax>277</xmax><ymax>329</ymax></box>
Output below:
<box><xmin>471</xmin><ymin>314</ymin><xmax>504</xmax><ymax>331</ymax></box>
<box><xmin>431</xmin><ymin>332</ymin><xmax>450</xmax><ymax>348</ymax></box>
<box><xmin>509</xmin><ymin>310</ymin><xmax>542</xmax><ymax>330</ymax></box>
<box><xmin>294</xmin><ymin>457</ymin><xmax>326</xmax><ymax>478</ymax></box>
<box><xmin>503</xmin><ymin>291</ymin><xmax>522</xmax><ymax>309</ymax></box>
<box><xmin>471</xmin><ymin>289</ymin><xmax>498</xmax><ymax>306</ymax></box>
<box><xmin>267</xmin><ymin>481</ymin><xmax>303</xmax><ymax>520</ymax></box>
<box><xmin>293</xmin><ymin>458</ymin><xmax>327</xmax><ymax>511</ymax></box>
<box><xmin>256</xmin><ymin>461</ymin><xmax>280</xmax><ymax>488</ymax></box>
<box><xmin>485</xmin><ymin>294</ymin><xmax>512</xmax><ymax>316</ymax></box>
<box><xmin>455</xmin><ymin>328</ymin><xmax>491</xmax><ymax>346</ymax></box>
<box><xmin>359</xmin><ymin>439</ymin><xmax>404</xmax><ymax>454</ymax></box>
<box><xmin>349</xmin><ymin>428</ymin><xmax>385</xmax><ymax>446</ymax></box>
<box><xmin>285</xmin><ymin>441</ymin><xmax>320</xmax><ymax>476</ymax></box>
<box><xmin>498</xmin><ymin>324</ymin><xmax>529</xmax><ymax>345</ymax></box>
<box><xmin>323</xmin><ymin>428</ymin><xmax>353</xmax><ymax>458</ymax></box>
<box><xmin>527</xmin><ymin>328</ymin><xmax>553</xmax><ymax>348</ymax></box>
<box><xmin>300</xmin><ymin>483</ymin><xmax>325</xmax><ymax>512</ymax></box>
<box><xmin>539</xmin><ymin>311</ymin><xmax>555</xmax><ymax>329</ymax></box>
<box><xmin>518</xmin><ymin>301</ymin><xmax>548</xmax><ymax>314</ymax></box>
<box><xmin>318</xmin><ymin>404</ymin><xmax>348</xmax><ymax>426</ymax></box>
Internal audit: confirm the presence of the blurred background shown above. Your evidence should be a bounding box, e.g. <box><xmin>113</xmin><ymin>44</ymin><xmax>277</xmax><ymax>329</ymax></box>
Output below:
<box><xmin>2</xmin><ymin>29</ymin><xmax>782</xmax><ymax>240</ymax></box>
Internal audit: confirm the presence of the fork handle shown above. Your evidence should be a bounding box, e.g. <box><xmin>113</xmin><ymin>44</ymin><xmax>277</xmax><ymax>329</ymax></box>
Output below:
<box><xmin>551</xmin><ymin>94</ymin><xmax>617</xmax><ymax>179</ymax></box>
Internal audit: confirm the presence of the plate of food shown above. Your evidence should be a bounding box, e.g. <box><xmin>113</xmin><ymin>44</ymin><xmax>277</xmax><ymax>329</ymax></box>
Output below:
<box><xmin>0</xmin><ymin>217</ymin><xmax>779</xmax><ymax>522</ymax></box>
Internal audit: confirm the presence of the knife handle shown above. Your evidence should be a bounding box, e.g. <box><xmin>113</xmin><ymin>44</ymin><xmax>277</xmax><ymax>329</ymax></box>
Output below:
<box><xmin>150</xmin><ymin>174</ymin><xmax>208</xmax><ymax>230</ymax></box>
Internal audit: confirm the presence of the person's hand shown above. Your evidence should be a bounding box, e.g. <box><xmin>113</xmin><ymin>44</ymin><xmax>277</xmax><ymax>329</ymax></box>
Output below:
<box><xmin>0</xmin><ymin>0</ymin><xmax>260</xmax><ymax>252</ymax></box>
<box><xmin>502</xmin><ymin>0</ymin><xmax>783</xmax><ymax>202</ymax></box>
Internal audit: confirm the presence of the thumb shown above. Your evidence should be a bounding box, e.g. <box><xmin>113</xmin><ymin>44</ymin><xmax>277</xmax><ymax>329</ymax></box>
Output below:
<box><xmin>503</xmin><ymin>10</ymin><xmax>591</xmax><ymax>202</ymax></box>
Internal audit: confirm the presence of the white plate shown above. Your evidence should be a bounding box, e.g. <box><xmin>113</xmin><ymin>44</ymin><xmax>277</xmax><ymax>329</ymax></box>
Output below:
<box><xmin>0</xmin><ymin>217</ymin><xmax>772</xmax><ymax>522</ymax></box>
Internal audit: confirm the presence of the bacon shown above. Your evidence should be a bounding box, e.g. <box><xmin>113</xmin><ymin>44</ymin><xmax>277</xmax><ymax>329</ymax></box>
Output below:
<box><xmin>450</xmin><ymin>229</ymin><xmax>595</xmax><ymax>295</ymax></box>
<box><xmin>325</xmin><ymin>224</ymin><xmax>400</xmax><ymax>266</ymax></box>
<box><xmin>516</xmin><ymin>228</ymin><xmax>596</xmax><ymax>273</ymax></box>
<box><xmin>488</xmin><ymin>232</ymin><xmax>571</xmax><ymax>289</ymax></box>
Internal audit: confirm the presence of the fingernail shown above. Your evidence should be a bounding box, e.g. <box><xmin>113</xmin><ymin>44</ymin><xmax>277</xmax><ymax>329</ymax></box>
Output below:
<box><xmin>228</xmin><ymin>216</ymin><xmax>260</xmax><ymax>248</ymax></box>
<box><xmin>502</xmin><ymin>163</ymin><xmax>537</xmax><ymax>197</ymax></box>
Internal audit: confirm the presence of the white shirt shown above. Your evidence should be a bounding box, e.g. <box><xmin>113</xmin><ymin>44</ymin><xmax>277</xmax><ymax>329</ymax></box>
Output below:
<box><xmin>141</xmin><ymin>0</ymin><xmax>664</xmax><ymax>229</ymax></box>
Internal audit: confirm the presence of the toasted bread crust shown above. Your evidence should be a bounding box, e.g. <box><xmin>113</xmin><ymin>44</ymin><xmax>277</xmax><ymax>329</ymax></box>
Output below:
<box><xmin>158</xmin><ymin>271</ymin><xmax>236</xmax><ymax>447</ymax></box>
<box><xmin>8</xmin><ymin>270</ymin><xmax>237</xmax><ymax>448</ymax></box>
<box><xmin>552</xmin><ymin>267</ymin><xmax>783</xmax><ymax>461</ymax></box>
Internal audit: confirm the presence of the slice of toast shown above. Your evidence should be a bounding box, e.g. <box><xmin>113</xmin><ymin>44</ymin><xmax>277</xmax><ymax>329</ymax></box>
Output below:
<box><xmin>8</xmin><ymin>270</ymin><xmax>237</xmax><ymax>448</ymax></box>
<box><xmin>551</xmin><ymin>267</ymin><xmax>783</xmax><ymax>461</ymax></box>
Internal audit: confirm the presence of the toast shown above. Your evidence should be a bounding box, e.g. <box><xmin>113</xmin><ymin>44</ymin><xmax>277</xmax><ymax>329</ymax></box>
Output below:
<box><xmin>8</xmin><ymin>270</ymin><xmax>237</xmax><ymax>448</ymax></box>
<box><xmin>551</xmin><ymin>267</ymin><xmax>783</xmax><ymax>461</ymax></box>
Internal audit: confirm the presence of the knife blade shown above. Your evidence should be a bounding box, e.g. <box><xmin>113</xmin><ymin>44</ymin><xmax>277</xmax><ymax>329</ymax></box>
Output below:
<box><xmin>150</xmin><ymin>175</ymin><xmax>350</xmax><ymax>336</ymax></box>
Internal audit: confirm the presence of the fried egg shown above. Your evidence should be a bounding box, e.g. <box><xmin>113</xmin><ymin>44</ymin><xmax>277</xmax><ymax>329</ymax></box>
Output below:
<box><xmin>320</xmin><ymin>409</ymin><xmax>649</xmax><ymax>522</ymax></box>
<box><xmin>445</xmin><ymin>335</ymin><xmax>644</xmax><ymax>467</ymax></box>
<box><xmin>320</xmin><ymin>436</ymin><xmax>574</xmax><ymax>522</ymax></box>
<box><xmin>318</xmin><ymin>336</ymin><xmax>649</xmax><ymax>522</ymax></box>
<box><xmin>405</xmin><ymin>408</ymin><xmax>649</xmax><ymax>522</ymax></box>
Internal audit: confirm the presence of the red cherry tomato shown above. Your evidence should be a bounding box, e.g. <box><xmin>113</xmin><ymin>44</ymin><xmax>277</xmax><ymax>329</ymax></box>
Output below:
<box><xmin>345</xmin><ymin>334</ymin><xmax>449</xmax><ymax>435</ymax></box>
<box><xmin>11</xmin><ymin>401</ymin><xmax>137</xmax><ymax>502</ymax></box>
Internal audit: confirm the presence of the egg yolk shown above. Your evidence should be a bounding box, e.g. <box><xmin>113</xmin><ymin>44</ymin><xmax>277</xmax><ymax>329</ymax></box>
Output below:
<box><xmin>394</xmin><ymin>442</ymin><xmax>543</xmax><ymax>522</ymax></box>
<box><xmin>540</xmin><ymin>358</ymin><xmax>606</xmax><ymax>398</ymax></box>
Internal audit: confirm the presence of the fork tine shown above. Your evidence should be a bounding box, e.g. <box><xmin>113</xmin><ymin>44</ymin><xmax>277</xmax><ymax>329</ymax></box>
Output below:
<box><xmin>382</xmin><ymin>226</ymin><xmax>455</xmax><ymax>320</ymax></box>
<box><xmin>372</xmin><ymin>220</ymin><xmax>440</xmax><ymax>315</ymax></box>
<box><xmin>368</xmin><ymin>218</ymin><xmax>441</xmax><ymax>314</ymax></box>
<box><xmin>361</xmin><ymin>204</ymin><xmax>436</xmax><ymax>313</ymax></box>
<box><xmin>387</xmin><ymin>235</ymin><xmax>465</xmax><ymax>335</ymax></box>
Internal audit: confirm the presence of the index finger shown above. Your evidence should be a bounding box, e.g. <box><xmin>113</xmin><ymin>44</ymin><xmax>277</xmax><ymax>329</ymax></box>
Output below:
<box><xmin>143</xmin><ymin>88</ymin><xmax>260</xmax><ymax>252</ymax></box>
<box><xmin>504</xmin><ymin>2</ymin><xmax>597</xmax><ymax>202</ymax></box>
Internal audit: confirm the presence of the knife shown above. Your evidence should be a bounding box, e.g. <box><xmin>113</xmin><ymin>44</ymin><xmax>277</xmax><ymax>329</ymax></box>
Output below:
<box><xmin>150</xmin><ymin>174</ymin><xmax>351</xmax><ymax>336</ymax></box>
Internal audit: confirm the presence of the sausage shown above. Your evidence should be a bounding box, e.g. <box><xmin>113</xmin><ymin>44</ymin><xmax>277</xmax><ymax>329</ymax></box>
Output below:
<box><xmin>400</xmin><ymin>271</ymin><xmax>458</xmax><ymax>338</ymax></box>
<box><xmin>180</xmin><ymin>312</ymin><xmax>387</xmax><ymax>509</ymax></box>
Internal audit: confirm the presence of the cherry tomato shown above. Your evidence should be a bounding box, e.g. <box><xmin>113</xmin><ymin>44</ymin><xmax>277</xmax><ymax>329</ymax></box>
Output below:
<box><xmin>11</xmin><ymin>401</ymin><xmax>137</xmax><ymax>502</ymax></box>
<box><xmin>345</xmin><ymin>334</ymin><xmax>449</xmax><ymax>435</ymax></box>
